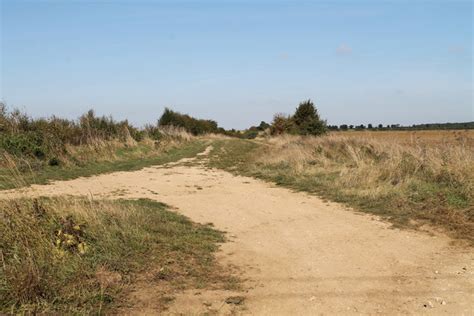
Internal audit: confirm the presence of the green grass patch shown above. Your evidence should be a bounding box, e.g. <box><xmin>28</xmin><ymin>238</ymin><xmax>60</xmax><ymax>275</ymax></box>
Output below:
<box><xmin>0</xmin><ymin>197</ymin><xmax>229</xmax><ymax>314</ymax></box>
<box><xmin>207</xmin><ymin>139</ymin><xmax>259</xmax><ymax>170</ymax></box>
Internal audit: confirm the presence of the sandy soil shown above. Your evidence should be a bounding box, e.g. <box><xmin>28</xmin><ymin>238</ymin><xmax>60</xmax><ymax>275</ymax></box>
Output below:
<box><xmin>2</xmin><ymin>148</ymin><xmax>473</xmax><ymax>315</ymax></box>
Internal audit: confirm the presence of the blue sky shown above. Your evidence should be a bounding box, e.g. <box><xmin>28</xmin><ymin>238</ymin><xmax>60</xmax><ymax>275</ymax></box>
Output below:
<box><xmin>1</xmin><ymin>0</ymin><xmax>472</xmax><ymax>129</ymax></box>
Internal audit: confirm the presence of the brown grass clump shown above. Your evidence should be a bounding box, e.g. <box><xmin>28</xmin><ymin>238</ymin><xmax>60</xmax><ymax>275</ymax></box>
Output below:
<box><xmin>157</xmin><ymin>125</ymin><xmax>194</xmax><ymax>141</ymax></box>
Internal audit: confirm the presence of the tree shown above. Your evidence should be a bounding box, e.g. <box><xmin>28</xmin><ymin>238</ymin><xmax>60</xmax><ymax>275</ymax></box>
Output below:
<box><xmin>257</xmin><ymin>121</ymin><xmax>270</xmax><ymax>131</ymax></box>
<box><xmin>340</xmin><ymin>124</ymin><xmax>348</xmax><ymax>130</ymax></box>
<box><xmin>368</xmin><ymin>124</ymin><xmax>373</xmax><ymax>129</ymax></box>
<box><xmin>158</xmin><ymin>108</ymin><xmax>219</xmax><ymax>135</ymax></box>
<box><xmin>292</xmin><ymin>99</ymin><xmax>327</xmax><ymax>135</ymax></box>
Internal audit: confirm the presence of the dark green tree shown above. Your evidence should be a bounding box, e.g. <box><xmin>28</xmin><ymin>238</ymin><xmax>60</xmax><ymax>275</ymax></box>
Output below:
<box><xmin>292</xmin><ymin>100</ymin><xmax>327</xmax><ymax>135</ymax></box>
<box><xmin>257</xmin><ymin>121</ymin><xmax>270</xmax><ymax>131</ymax></box>
<box><xmin>158</xmin><ymin>108</ymin><xmax>220</xmax><ymax>135</ymax></box>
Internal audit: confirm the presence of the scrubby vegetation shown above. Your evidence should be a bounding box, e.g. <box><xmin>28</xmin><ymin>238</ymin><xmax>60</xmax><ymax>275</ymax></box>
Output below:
<box><xmin>158</xmin><ymin>108</ymin><xmax>221</xmax><ymax>135</ymax></box>
<box><xmin>208</xmin><ymin>131</ymin><xmax>474</xmax><ymax>242</ymax></box>
<box><xmin>0</xmin><ymin>105</ymin><xmax>143</xmax><ymax>165</ymax></box>
<box><xmin>0</xmin><ymin>140</ymin><xmax>207</xmax><ymax>190</ymax></box>
<box><xmin>0</xmin><ymin>197</ymin><xmax>228</xmax><ymax>314</ymax></box>
<box><xmin>157</xmin><ymin>107</ymin><xmax>272</xmax><ymax>139</ymax></box>
<box><xmin>0</xmin><ymin>105</ymin><xmax>231</xmax><ymax>313</ymax></box>
<box><xmin>0</xmin><ymin>105</ymin><xmax>206</xmax><ymax>189</ymax></box>
<box><xmin>270</xmin><ymin>100</ymin><xmax>327</xmax><ymax>136</ymax></box>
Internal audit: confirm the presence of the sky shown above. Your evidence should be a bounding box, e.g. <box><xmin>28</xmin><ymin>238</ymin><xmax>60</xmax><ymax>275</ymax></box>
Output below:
<box><xmin>0</xmin><ymin>0</ymin><xmax>472</xmax><ymax>129</ymax></box>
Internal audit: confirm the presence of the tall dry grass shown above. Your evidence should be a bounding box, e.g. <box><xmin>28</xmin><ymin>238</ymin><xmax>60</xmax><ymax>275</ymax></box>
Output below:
<box><xmin>261</xmin><ymin>133</ymin><xmax>473</xmax><ymax>192</ymax></box>
<box><xmin>250</xmin><ymin>132</ymin><xmax>474</xmax><ymax>240</ymax></box>
<box><xmin>1</xmin><ymin>128</ymin><xmax>195</xmax><ymax>169</ymax></box>
<box><xmin>0</xmin><ymin>126</ymin><xmax>196</xmax><ymax>191</ymax></box>
<box><xmin>0</xmin><ymin>194</ymin><xmax>226</xmax><ymax>314</ymax></box>
<box><xmin>0</xmin><ymin>197</ymin><xmax>147</xmax><ymax>313</ymax></box>
<box><xmin>0</xmin><ymin>106</ymin><xmax>199</xmax><ymax>174</ymax></box>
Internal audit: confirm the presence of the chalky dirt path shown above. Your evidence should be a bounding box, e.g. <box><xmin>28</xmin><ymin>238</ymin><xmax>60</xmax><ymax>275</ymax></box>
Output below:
<box><xmin>3</xmin><ymin>148</ymin><xmax>473</xmax><ymax>315</ymax></box>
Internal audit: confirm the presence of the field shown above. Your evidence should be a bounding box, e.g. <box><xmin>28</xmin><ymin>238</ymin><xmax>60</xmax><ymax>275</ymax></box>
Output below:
<box><xmin>332</xmin><ymin>129</ymin><xmax>474</xmax><ymax>144</ymax></box>
<box><xmin>1</xmin><ymin>125</ymin><xmax>473</xmax><ymax>314</ymax></box>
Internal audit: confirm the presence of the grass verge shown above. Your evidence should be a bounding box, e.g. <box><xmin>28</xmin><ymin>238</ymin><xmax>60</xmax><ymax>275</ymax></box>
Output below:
<box><xmin>207</xmin><ymin>137</ymin><xmax>473</xmax><ymax>243</ymax></box>
<box><xmin>0</xmin><ymin>141</ymin><xmax>207</xmax><ymax>190</ymax></box>
<box><xmin>0</xmin><ymin>197</ymin><xmax>231</xmax><ymax>314</ymax></box>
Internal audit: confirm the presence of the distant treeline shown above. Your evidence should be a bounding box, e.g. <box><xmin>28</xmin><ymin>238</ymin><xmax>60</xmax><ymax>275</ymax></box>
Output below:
<box><xmin>157</xmin><ymin>100</ymin><xmax>328</xmax><ymax>139</ymax></box>
<box><xmin>327</xmin><ymin>122</ymin><xmax>474</xmax><ymax>131</ymax></box>
<box><xmin>158</xmin><ymin>101</ymin><xmax>473</xmax><ymax>139</ymax></box>
<box><xmin>2</xmin><ymin>101</ymin><xmax>471</xmax><ymax>166</ymax></box>
<box><xmin>158</xmin><ymin>108</ymin><xmax>221</xmax><ymax>135</ymax></box>
<box><xmin>157</xmin><ymin>108</ymin><xmax>262</xmax><ymax>138</ymax></box>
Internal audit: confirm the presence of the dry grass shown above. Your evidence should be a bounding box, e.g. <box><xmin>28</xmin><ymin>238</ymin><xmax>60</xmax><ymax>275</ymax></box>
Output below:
<box><xmin>157</xmin><ymin>125</ymin><xmax>194</xmax><ymax>141</ymax></box>
<box><xmin>0</xmin><ymin>196</ymin><xmax>228</xmax><ymax>314</ymax></box>
<box><xmin>256</xmin><ymin>132</ymin><xmax>473</xmax><ymax>239</ymax></box>
<box><xmin>0</xmin><ymin>130</ymin><xmax>201</xmax><ymax>190</ymax></box>
<box><xmin>0</xmin><ymin>128</ymin><xmax>195</xmax><ymax>169</ymax></box>
<box><xmin>0</xmin><ymin>129</ymin><xmax>235</xmax><ymax>313</ymax></box>
<box><xmin>332</xmin><ymin>129</ymin><xmax>474</xmax><ymax>145</ymax></box>
<box><xmin>260</xmin><ymin>133</ymin><xmax>473</xmax><ymax>190</ymax></box>
<box><xmin>208</xmin><ymin>131</ymin><xmax>473</xmax><ymax>241</ymax></box>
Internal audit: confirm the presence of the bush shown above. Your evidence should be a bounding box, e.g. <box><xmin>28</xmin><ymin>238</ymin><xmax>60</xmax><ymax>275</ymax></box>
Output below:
<box><xmin>270</xmin><ymin>100</ymin><xmax>327</xmax><ymax>136</ymax></box>
<box><xmin>271</xmin><ymin>113</ymin><xmax>295</xmax><ymax>135</ymax></box>
<box><xmin>257</xmin><ymin>121</ymin><xmax>270</xmax><ymax>131</ymax></box>
<box><xmin>144</xmin><ymin>124</ymin><xmax>163</xmax><ymax>140</ymax></box>
<box><xmin>0</xmin><ymin>132</ymin><xmax>46</xmax><ymax>159</ymax></box>
<box><xmin>242</xmin><ymin>130</ymin><xmax>258</xmax><ymax>139</ymax></box>
<box><xmin>158</xmin><ymin>108</ymin><xmax>219</xmax><ymax>135</ymax></box>
<box><xmin>0</xmin><ymin>107</ymin><xmax>147</xmax><ymax>166</ymax></box>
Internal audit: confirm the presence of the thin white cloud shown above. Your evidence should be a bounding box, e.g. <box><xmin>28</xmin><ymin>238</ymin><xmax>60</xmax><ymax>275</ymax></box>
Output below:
<box><xmin>336</xmin><ymin>43</ymin><xmax>352</xmax><ymax>55</ymax></box>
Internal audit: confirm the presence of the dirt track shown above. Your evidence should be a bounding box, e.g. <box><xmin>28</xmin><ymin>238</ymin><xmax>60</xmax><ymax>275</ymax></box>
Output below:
<box><xmin>3</xmin><ymin>148</ymin><xmax>473</xmax><ymax>315</ymax></box>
